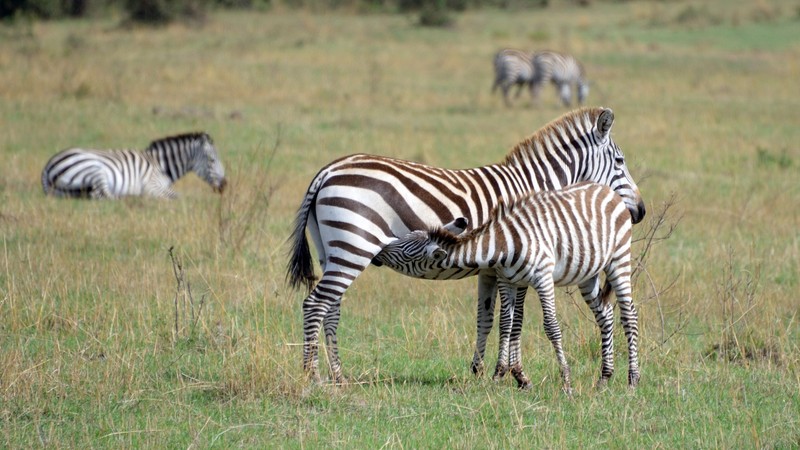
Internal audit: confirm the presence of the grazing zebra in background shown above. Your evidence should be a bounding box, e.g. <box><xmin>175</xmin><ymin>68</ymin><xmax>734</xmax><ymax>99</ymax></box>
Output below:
<box><xmin>41</xmin><ymin>132</ymin><xmax>227</xmax><ymax>199</ymax></box>
<box><xmin>491</xmin><ymin>49</ymin><xmax>536</xmax><ymax>107</ymax></box>
<box><xmin>287</xmin><ymin>107</ymin><xmax>646</xmax><ymax>385</ymax></box>
<box><xmin>532</xmin><ymin>50</ymin><xmax>590</xmax><ymax>107</ymax></box>
<box><xmin>375</xmin><ymin>182</ymin><xmax>640</xmax><ymax>392</ymax></box>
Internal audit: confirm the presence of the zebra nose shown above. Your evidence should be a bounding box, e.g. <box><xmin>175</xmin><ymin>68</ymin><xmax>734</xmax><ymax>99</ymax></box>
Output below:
<box><xmin>632</xmin><ymin>200</ymin><xmax>646</xmax><ymax>224</ymax></box>
<box><xmin>216</xmin><ymin>178</ymin><xmax>228</xmax><ymax>194</ymax></box>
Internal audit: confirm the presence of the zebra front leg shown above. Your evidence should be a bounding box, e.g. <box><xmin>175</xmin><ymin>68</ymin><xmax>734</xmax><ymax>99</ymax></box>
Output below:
<box><xmin>579</xmin><ymin>276</ymin><xmax>615</xmax><ymax>388</ymax></box>
<box><xmin>507</xmin><ymin>286</ymin><xmax>531</xmax><ymax>389</ymax></box>
<box><xmin>535</xmin><ymin>278</ymin><xmax>572</xmax><ymax>395</ymax></box>
<box><xmin>472</xmin><ymin>273</ymin><xmax>498</xmax><ymax>376</ymax></box>
<box><xmin>492</xmin><ymin>283</ymin><xmax>516</xmax><ymax>381</ymax></box>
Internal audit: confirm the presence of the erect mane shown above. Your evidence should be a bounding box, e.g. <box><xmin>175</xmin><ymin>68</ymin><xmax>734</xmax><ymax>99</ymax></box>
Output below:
<box><xmin>146</xmin><ymin>131</ymin><xmax>211</xmax><ymax>149</ymax></box>
<box><xmin>429</xmin><ymin>196</ymin><xmax>520</xmax><ymax>248</ymax></box>
<box><xmin>501</xmin><ymin>107</ymin><xmax>600</xmax><ymax>166</ymax></box>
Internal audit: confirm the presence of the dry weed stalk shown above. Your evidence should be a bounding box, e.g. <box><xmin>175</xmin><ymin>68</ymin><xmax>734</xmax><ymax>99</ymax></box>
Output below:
<box><xmin>216</xmin><ymin>125</ymin><xmax>281</xmax><ymax>254</ymax></box>
<box><xmin>168</xmin><ymin>246</ymin><xmax>205</xmax><ymax>343</ymax></box>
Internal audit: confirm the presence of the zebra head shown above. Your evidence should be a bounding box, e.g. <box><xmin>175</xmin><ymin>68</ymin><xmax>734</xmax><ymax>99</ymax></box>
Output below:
<box><xmin>372</xmin><ymin>217</ymin><xmax>468</xmax><ymax>276</ymax></box>
<box><xmin>586</xmin><ymin>108</ymin><xmax>646</xmax><ymax>224</ymax></box>
<box><xmin>192</xmin><ymin>133</ymin><xmax>227</xmax><ymax>193</ymax></box>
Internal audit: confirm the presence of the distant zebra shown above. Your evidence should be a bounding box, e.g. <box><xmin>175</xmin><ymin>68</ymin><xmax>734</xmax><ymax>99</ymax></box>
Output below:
<box><xmin>42</xmin><ymin>132</ymin><xmax>227</xmax><ymax>199</ymax></box>
<box><xmin>532</xmin><ymin>51</ymin><xmax>589</xmax><ymax>107</ymax></box>
<box><xmin>287</xmin><ymin>107</ymin><xmax>645</xmax><ymax>385</ymax></box>
<box><xmin>375</xmin><ymin>182</ymin><xmax>640</xmax><ymax>392</ymax></box>
<box><xmin>491</xmin><ymin>49</ymin><xmax>536</xmax><ymax>107</ymax></box>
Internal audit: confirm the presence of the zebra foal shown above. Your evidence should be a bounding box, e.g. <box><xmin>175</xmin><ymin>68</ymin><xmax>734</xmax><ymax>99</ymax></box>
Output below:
<box><xmin>287</xmin><ymin>107</ymin><xmax>645</xmax><ymax>385</ymax></box>
<box><xmin>42</xmin><ymin>132</ymin><xmax>226</xmax><ymax>199</ymax></box>
<box><xmin>375</xmin><ymin>182</ymin><xmax>640</xmax><ymax>392</ymax></box>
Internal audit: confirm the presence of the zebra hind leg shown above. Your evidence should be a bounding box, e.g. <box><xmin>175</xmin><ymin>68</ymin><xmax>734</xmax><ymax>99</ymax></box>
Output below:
<box><xmin>535</xmin><ymin>278</ymin><xmax>572</xmax><ymax>395</ymax></box>
<box><xmin>611</xmin><ymin>273</ymin><xmax>640</xmax><ymax>388</ymax></box>
<box><xmin>322</xmin><ymin>297</ymin><xmax>346</xmax><ymax>385</ymax></box>
<box><xmin>302</xmin><ymin>270</ymin><xmax>358</xmax><ymax>384</ymax></box>
<box><xmin>579</xmin><ymin>276</ymin><xmax>615</xmax><ymax>389</ymax></box>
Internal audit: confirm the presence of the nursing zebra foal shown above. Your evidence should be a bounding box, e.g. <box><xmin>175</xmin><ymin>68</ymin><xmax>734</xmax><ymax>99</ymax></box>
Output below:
<box><xmin>287</xmin><ymin>107</ymin><xmax>645</xmax><ymax>385</ymax></box>
<box><xmin>491</xmin><ymin>48</ymin><xmax>536</xmax><ymax>107</ymax></box>
<box><xmin>532</xmin><ymin>50</ymin><xmax>590</xmax><ymax>107</ymax></box>
<box><xmin>41</xmin><ymin>132</ymin><xmax>227</xmax><ymax>199</ymax></box>
<box><xmin>375</xmin><ymin>182</ymin><xmax>640</xmax><ymax>392</ymax></box>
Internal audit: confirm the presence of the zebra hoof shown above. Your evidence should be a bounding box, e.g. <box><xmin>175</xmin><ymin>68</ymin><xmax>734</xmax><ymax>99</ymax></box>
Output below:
<box><xmin>492</xmin><ymin>364</ymin><xmax>509</xmax><ymax>381</ymax></box>
<box><xmin>628</xmin><ymin>372</ymin><xmax>640</xmax><ymax>388</ymax></box>
<box><xmin>471</xmin><ymin>361</ymin><xmax>485</xmax><ymax>377</ymax></box>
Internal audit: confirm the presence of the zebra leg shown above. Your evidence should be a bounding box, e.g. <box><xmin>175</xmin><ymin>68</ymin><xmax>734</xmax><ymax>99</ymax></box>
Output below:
<box><xmin>89</xmin><ymin>175</ymin><xmax>112</xmax><ymax>199</ymax></box>
<box><xmin>471</xmin><ymin>272</ymin><xmax>498</xmax><ymax>376</ymax></box>
<box><xmin>535</xmin><ymin>277</ymin><xmax>572</xmax><ymax>395</ymax></box>
<box><xmin>559</xmin><ymin>83</ymin><xmax>572</xmax><ymax>107</ymax></box>
<box><xmin>501</xmin><ymin>84</ymin><xmax>512</xmax><ymax>107</ymax></box>
<box><xmin>578</xmin><ymin>276</ymin><xmax>615</xmax><ymax>388</ymax></box>
<box><xmin>302</xmin><ymin>270</ymin><xmax>358</xmax><ymax>383</ymax></box>
<box><xmin>609</xmin><ymin>271</ymin><xmax>640</xmax><ymax>388</ymax></box>
<box><xmin>492</xmin><ymin>283</ymin><xmax>516</xmax><ymax>381</ymax></box>
<box><xmin>508</xmin><ymin>286</ymin><xmax>531</xmax><ymax>389</ymax></box>
<box><xmin>322</xmin><ymin>297</ymin><xmax>345</xmax><ymax>384</ymax></box>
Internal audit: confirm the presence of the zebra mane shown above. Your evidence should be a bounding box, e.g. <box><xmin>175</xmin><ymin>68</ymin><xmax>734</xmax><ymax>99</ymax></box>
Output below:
<box><xmin>146</xmin><ymin>131</ymin><xmax>211</xmax><ymax>149</ymax></box>
<box><xmin>502</xmin><ymin>107</ymin><xmax>599</xmax><ymax>166</ymax></box>
<box><xmin>428</xmin><ymin>196</ymin><xmax>520</xmax><ymax>248</ymax></box>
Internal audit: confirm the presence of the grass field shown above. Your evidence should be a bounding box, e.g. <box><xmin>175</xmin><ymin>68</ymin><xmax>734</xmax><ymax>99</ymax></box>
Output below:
<box><xmin>2</xmin><ymin>0</ymin><xmax>799</xmax><ymax>447</ymax></box>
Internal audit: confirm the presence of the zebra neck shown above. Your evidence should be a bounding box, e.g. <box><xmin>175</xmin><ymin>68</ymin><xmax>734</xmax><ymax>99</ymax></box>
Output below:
<box><xmin>439</xmin><ymin>240</ymin><xmax>496</xmax><ymax>271</ymax></box>
<box><xmin>502</xmin><ymin>137</ymin><xmax>581</xmax><ymax>191</ymax></box>
<box><xmin>145</xmin><ymin>139</ymin><xmax>196</xmax><ymax>183</ymax></box>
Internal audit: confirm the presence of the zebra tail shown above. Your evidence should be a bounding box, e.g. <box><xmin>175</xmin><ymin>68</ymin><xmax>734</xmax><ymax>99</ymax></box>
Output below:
<box><xmin>286</xmin><ymin>172</ymin><xmax>325</xmax><ymax>293</ymax></box>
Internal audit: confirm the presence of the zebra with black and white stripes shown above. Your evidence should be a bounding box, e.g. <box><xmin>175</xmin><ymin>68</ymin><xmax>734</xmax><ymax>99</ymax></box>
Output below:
<box><xmin>41</xmin><ymin>132</ymin><xmax>227</xmax><ymax>199</ymax></box>
<box><xmin>491</xmin><ymin>48</ymin><xmax>536</xmax><ymax>107</ymax></box>
<box><xmin>532</xmin><ymin>50</ymin><xmax>590</xmax><ymax>107</ymax></box>
<box><xmin>287</xmin><ymin>107</ymin><xmax>645</xmax><ymax>385</ymax></box>
<box><xmin>375</xmin><ymin>182</ymin><xmax>640</xmax><ymax>392</ymax></box>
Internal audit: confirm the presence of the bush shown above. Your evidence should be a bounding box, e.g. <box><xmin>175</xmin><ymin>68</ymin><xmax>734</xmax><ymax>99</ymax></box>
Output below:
<box><xmin>123</xmin><ymin>0</ymin><xmax>208</xmax><ymax>25</ymax></box>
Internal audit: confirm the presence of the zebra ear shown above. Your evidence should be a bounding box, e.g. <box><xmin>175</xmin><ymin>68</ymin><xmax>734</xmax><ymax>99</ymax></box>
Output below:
<box><xmin>443</xmin><ymin>217</ymin><xmax>468</xmax><ymax>235</ymax></box>
<box><xmin>595</xmin><ymin>108</ymin><xmax>615</xmax><ymax>141</ymax></box>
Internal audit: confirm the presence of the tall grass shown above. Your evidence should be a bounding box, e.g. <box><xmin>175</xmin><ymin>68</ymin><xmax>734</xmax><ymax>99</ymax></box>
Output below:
<box><xmin>2</xmin><ymin>1</ymin><xmax>799</xmax><ymax>447</ymax></box>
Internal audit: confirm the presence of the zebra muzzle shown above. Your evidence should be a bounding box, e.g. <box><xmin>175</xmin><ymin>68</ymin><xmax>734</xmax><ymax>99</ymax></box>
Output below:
<box><xmin>215</xmin><ymin>178</ymin><xmax>228</xmax><ymax>194</ymax></box>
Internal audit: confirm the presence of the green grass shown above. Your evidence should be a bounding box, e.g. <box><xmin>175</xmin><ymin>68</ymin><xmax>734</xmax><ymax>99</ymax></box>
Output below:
<box><xmin>2</xmin><ymin>1</ymin><xmax>799</xmax><ymax>447</ymax></box>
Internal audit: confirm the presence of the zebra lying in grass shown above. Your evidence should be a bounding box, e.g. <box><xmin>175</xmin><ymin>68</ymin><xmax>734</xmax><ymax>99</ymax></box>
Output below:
<box><xmin>374</xmin><ymin>182</ymin><xmax>640</xmax><ymax>393</ymax></box>
<box><xmin>41</xmin><ymin>132</ymin><xmax>227</xmax><ymax>199</ymax></box>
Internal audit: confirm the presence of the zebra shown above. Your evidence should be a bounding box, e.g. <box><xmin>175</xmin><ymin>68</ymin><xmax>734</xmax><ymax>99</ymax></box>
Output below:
<box><xmin>532</xmin><ymin>51</ymin><xmax>590</xmax><ymax>107</ymax></box>
<box><xmin>491</xmin><ymin>49</ymin><xmax>536</xmax><ymax>107</ymax></box>
<box><xmin>41</xmin><ymin>132</ymin><xmax>227</xmax><ymax>199</ymax></box>
<box><xmin>287</xmin><ymin>107</ymin><xmax>645</xmax><ymax>385</ymax></box>
<box><xmin>374</xmin><ymin>182</ymin><xmax>640</xmax><ymax>393</ymax></box>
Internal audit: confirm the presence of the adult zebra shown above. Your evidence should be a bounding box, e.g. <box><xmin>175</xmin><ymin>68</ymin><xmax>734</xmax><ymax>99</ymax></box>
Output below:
<box><xmin>375</xmin><ymin>182</ymin><xmax>640</xmax><ymax>393</ymax></box>
<box><xmin>41</xmin><ymin>132</ymin><xmax>227</xmax><ymax>199</ymax></box>
<box><xmin>532</xmin><ymin>50</ymin><xmax>590</xmax><ymax>107</ymax></box>
<box><xmin>287</xmin><ymin>107</ymin><xmax>645</xmax><ymax>384</ymax></box>
<box><xmin>491</xmin><ymin>48</ymin><xmax>536</xmax><ymax>107</ymax></box>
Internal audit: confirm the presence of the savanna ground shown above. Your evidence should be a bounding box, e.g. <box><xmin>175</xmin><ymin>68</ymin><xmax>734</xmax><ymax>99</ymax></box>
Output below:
<box><xmin>1</xmin><ymin>0</ymin><xmax>799</xmax><ymax>447</ymax></box>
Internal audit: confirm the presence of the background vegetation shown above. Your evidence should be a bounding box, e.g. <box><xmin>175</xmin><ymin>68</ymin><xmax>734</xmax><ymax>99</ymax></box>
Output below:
<box><xmin>1</xmin><ymin>0</ymin><xmax>799</xmax><ymax>447</ymax></box>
